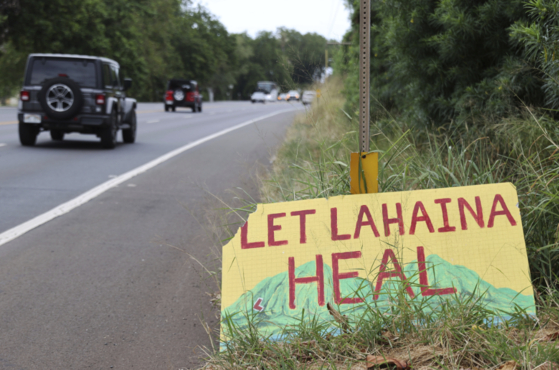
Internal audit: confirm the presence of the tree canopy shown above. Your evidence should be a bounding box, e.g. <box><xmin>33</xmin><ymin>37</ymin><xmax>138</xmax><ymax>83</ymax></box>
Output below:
<box><xmin>335</xmin><ymin>0</ymin><xmax>555</xmax><ymax>127</ymax></box>
<box><xmin>0</xmin><ymin>0</ymin><xmax>328</xmax><ymax>102</ymax></box>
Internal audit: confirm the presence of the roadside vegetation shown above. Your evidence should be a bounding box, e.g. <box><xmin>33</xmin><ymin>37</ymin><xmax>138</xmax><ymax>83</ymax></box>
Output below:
<box><xmin>202</xmin><ymin>77</ymin><xmax>559</xmax><ymax>369</ymax></box>
<box><xmin>201</xmin><ymin>0</ymin><xmax>559</xmax><ymax>368</ymax></box>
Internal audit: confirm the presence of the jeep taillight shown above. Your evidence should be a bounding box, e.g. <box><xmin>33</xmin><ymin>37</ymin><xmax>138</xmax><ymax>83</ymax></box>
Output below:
<box><xmin>95</xmin><ymin>94</ymin><xmax>105</xmax><ymax>105</ymax></box>
<box><xmin>165</xmin><ymin>90</ymin><xmax>174</xmax><ymax>101</ymax></box>
<box><xmin>20</xmin><ymin>91</ymin><xmax>30</xmax><ymax>101</ymax></box>
<box><xmin>186</xmin><ymin>92</ymin><xmax>195</xmax><ymax>102</ymax></box>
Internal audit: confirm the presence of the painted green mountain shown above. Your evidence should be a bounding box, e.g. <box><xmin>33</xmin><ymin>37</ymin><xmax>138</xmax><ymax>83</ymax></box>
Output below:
<box><xmin>222</xmin><ymin>254</ymin><xmax>535</xmax><ymax>338</ymax></box>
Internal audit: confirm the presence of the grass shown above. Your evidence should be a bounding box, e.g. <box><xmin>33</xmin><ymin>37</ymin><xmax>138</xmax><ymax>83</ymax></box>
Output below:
<box><xmin>199</xmin><ymin>77</ymin><xmax>559</xmax><ymax>369</ymax></box>
<box><xmin>207</xmin><ymin>291</ymin><xmax>559</xmax><ymax>369</ymax></box>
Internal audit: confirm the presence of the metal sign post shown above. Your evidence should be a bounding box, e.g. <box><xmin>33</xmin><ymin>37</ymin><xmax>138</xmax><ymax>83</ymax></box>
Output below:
<box><xmin>350</xmin><ymin>0</ymin><xmax>378</xmax><ymax>194</ymax></box>
<box><xmin>359</xmin><ymin>0</ymin><xmax>370</xmax><ymax>153</ymax></box>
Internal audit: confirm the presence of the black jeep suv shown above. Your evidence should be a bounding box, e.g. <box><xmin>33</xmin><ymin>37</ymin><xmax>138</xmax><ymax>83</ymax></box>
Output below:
<box><xmin>18</xmin><ymin>54</ymin><xmax>137</xmax><ymax>149</ymax></box>
<box><xmin>164</xmin><ymin>79</ymin><xmax>202</xmax><ymax>112</ymax></box>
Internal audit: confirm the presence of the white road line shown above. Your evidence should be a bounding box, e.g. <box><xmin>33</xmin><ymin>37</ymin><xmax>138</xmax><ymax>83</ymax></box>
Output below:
<box><xmin>0</xmin><ymin>143</ymin><xmax>6</xmax><ymax>148</ymax></box>
<box><xmin>0</xmin><ymin>109</ymin><xmax>295</xmax><ymax>247</ymax></box>
<box><xmin>147</xmin><ymin>119</ymin><xmax>160</xmax><ymax>124</ymax></box>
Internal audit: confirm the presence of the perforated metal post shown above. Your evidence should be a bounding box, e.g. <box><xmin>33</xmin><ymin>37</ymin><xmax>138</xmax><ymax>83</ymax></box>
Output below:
<box><xmin>359</xmin><ymin>0</ymin><xmax>370</xmax><ymax>153</ymax></box>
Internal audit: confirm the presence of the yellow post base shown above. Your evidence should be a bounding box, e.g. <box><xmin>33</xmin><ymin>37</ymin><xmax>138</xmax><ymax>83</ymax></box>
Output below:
<box><xmin>350</xmin><ymin>152</ymin><xmax>378</xmax><ymax>194</ymax></box>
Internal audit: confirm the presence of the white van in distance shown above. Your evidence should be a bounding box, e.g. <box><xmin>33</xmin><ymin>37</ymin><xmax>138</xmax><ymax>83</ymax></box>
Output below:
<box><xmin>251</xmin><ymin>81</ymin><xmax>278</xmax><ymax>103</ymax></box>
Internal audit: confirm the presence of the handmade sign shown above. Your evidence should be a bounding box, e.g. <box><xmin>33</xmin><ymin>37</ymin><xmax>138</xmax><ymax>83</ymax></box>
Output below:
<box><xmin>221</xmin><ymin>183</ymin><xmax>535</xmax><ymax>340</ymax></box>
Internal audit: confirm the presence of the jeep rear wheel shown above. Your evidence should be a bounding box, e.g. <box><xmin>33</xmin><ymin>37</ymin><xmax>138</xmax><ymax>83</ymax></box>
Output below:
<box><xmin>122</xmin><ymin>110</ymin><xmax>136</xmax><ymax>144</ymax></box>
<box><xmin>100</xmin><ymin>110</ymin><xmax>118</xmax><ymax>149</ymax></box>
<box><xmin>19</xmin><ymin>123</ymin><xmax>39</xmax><ymax>146</ymax></box>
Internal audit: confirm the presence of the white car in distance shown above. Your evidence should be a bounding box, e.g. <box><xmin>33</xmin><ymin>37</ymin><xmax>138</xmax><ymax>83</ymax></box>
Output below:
<box><xmin>251</xmin><ymin>91</ymin><xmax>269</xmax><ymax>103</ymax></box>
<box><xmin>286</xmin><ymin>90</ymin><xmax>300</xmax><ymax>101</ymax></box>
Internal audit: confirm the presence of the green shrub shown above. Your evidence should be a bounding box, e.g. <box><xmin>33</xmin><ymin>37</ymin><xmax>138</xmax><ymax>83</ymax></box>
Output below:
<box><xmin>335</xmin><ymin>0</ymin><xmax>551</xmax><ymax>127</ymax></box>
<box><xmin>510</xmin><ymin>0</ymin><xmax>559</xmax><ymax>110</ymax></box>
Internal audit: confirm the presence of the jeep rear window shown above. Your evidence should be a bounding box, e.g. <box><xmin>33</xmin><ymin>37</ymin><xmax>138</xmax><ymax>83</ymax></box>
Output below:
<box><xmin>28</xmin><ymin>58</ymin><xmax>97</xmax><ymax>88</ymax></box>
<box><xmin>168</xmin><ymin>80</ymin><xmax>194</xmax><ymax>91</ymax></box>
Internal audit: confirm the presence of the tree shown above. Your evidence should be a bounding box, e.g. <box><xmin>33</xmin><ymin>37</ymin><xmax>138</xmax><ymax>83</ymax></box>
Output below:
<box><xmin>336</xmin><ymin>0</ymin><xmax>544</xmax><ymax>127</ymax></box>
<box><xmin>0</xmin><ymin>1</ymin><xmax>330</xmax><ymax>103</ymax></box>
<box><xmin>510</xmin><ymin>0</ymin><xmax>559</xmax><ymax>110</ymax></box>
<box><xmin>232</xmin><ymin>31</ymin><xmax>294</xmax><ymax>100</ymax></box>
<box><xmin>171</xmin><ymin>5</ymin><xmax>238</xmax><ymax>100</ymax></box>
<box><xmin>278</xmin><ymin>28</ymin><xmax>327</xmax><ymax>84</ymax></box>
<box><xmin>0</xmin><ymin>42</ymin><xmax>25</xmax><ymax>103</ymax></box>
<box><xmin>0</xmin><ymin>0</ymin><xmax>240</xmax><ymax>102</ymax></box>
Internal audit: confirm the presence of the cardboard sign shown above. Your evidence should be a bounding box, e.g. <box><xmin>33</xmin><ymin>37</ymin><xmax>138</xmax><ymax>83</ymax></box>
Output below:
<box><xmin>221</xmin><ymin>183</ymin><xmax>535</xmax><ymax>340</ymax></box>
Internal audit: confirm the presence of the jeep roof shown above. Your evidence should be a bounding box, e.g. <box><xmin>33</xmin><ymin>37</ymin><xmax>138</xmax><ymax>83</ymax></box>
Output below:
<box><xmin>27</xmin><ymin>53</ymin><xmax>119</xmax><ymax>68</ymax></box>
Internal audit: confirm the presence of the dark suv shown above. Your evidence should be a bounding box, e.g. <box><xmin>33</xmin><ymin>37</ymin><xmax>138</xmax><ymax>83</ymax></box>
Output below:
<box><xmin>164</xmin><ymin>79</ymin><xmax>202</xmax><ymax>112</ymax></box>
<box><xmin>18</xmin><ymin>54</ymin><xmax>137</xmax><ymax>149</ymax></box>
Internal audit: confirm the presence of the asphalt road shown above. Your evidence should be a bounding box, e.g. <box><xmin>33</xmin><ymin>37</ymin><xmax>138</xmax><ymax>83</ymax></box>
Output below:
<box><xmin>0</xmin><ymin>101</ymin><xmax>301</xmax><ymax>369</ymax></box>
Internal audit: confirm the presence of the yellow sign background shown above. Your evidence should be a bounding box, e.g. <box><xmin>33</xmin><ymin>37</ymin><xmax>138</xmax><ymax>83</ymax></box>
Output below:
<box><xmin>222</xmin><ymin>183</ymin><xmax>533</xmax><ymax>314</ymax></box>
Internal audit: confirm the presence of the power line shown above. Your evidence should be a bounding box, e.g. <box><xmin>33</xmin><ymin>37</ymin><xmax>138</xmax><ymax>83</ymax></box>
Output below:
<box><xmin>327</xmin><ymin>0</ymin><xmax>342</xmax><ymax>40</ymax></box>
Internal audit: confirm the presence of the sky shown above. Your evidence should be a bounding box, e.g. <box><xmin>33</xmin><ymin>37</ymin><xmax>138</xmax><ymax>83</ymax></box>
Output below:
<box><xmin>193</xmin><ymin>0</ymin><xmax>352</xmax><ymax>41</ymax></box>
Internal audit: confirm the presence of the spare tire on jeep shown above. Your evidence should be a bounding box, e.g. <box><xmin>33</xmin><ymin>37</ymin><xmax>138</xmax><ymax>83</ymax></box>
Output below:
<box><xmin>38</xmin><ymin>77</ymin><xmax>83</xmax><ymax>120</ymax></box>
